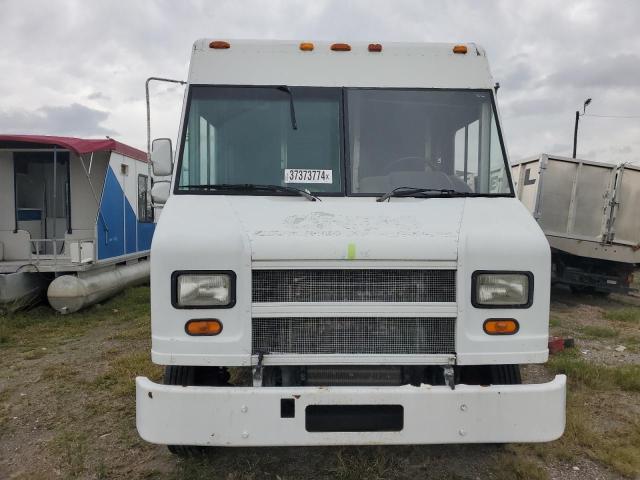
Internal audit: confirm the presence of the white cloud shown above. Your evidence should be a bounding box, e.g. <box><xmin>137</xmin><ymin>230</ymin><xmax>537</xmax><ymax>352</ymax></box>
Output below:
<box><xmin>0</xmin><ymin>0</ymin><xmax>639</xmax><ymax>163</ymax></box>
<box><xmin>0</xmin><ymin>103</ymin><xmax>116</xmax><ymax>136</ymax></box>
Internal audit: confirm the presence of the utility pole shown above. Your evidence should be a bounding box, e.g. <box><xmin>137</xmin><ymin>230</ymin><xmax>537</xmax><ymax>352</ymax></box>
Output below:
<box><xmin>573</xmin><ymin>98</ymin><xmax>592</xmax><ymax>158</ymax></box>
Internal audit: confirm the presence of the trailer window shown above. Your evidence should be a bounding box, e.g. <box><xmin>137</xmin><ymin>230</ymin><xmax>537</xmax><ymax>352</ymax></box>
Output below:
<box><xmin>177</xmin><ymin>86</ymin><xmax>342</xmax><ymax>194</ymax></box>
<box><xmin>347</xmin><ymin>89</ymin><xmax>512</xmax><ymax>195</ymax></box>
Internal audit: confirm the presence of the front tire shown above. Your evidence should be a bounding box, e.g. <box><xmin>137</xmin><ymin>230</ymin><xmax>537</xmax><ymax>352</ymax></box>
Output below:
<box><xmin>489</xmin><ymin>364</ymin><xmax>522</xmax><ymax>385</ymax></box>
<box><xmin>163</xmin><ymin>365</ymin><xmax>229</xmax><ymax>456</ymax></box>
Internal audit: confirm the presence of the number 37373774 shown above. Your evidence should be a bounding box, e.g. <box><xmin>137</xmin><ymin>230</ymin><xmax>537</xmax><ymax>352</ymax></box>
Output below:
<box><xmin>284</xmin><ymin>169</ymin><xmax>333</xmax><ymax>184</ymax></box>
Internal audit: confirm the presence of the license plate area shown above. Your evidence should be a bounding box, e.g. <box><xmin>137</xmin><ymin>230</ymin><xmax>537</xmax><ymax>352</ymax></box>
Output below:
<box><xmin>305</xmin><ymin>404</ymin><xmax>404</xmax><ymax>432</ymax></box>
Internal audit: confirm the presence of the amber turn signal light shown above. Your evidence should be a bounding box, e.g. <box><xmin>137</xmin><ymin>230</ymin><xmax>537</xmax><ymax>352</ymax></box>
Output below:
<box><xmin>185</xmin><ymin>319</ymin><xmax>223</xmax><ymax>336</ymax></box>
<box><xmin>453</xmin><ymin>44</ymin><xmax>468</xmax><ymax>54</ymax></box>
<box><xmin>209</xmin><ymin>41</ymin><xmax>230</xmax><ymax>49</ymax></box>
<box><xmin>483</xmin><ymin>319</ymin><xmax>519</xmax><ymax>335</ymax></box>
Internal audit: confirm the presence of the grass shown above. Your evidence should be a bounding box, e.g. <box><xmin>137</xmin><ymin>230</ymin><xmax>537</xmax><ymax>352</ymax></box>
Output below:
<box><xmin>0</xmin><ymin>287</ymin><xmax>157</xmax><ymax>479</ymax></box>
<box><xmin>489</xmin><ymin>450</ymin><xmax>548</xmax><ymax>480</ymax></box>
<box><xmin>540</xmin><ymin>347</ymin><xmax>640</xmax><ymax>476</ymax></box>
<box><xmin>520</xmin><ymin>389</ymin><xmax>640</xmax><ymax>478</ymax></box>
<box><xmin>549</xmin><ymin>316</ymin><xmax>562</xmax><ymax>328</ymax></box>
<box><xmin>2</xmin><ymin>285</ymin><xmax>640</xmax><ymax>479</ymax></box>
<box><xmin>333</xmin><ymin>447</ymin><xmax>402</xmax><ymax>480</ymax></box>
<box><xmin>0</xmin><ymin>388</ymin><xmax>12</xmax><ymax>431</ymax></box>
<box><xmin>93</xmin><ymin>350</ymin><xmax>163</xmax><ymax>399</ymax></box>
<box><xmin>0</xmin><ymin>286</ymin><xmax>151</xmax><ymax>349</ymax></box>
<box><xmin>604</xmin><ymin>307</ymin><xmax>640</xmax><ymax>324</ymax></box>
<box><xmin>171</xmin><ymin>456</ymin><xmax>264</xmax><ymax>480</ymax></box>
<box><xmin>622</xmin><ymin>335</ymin><xmax>640</xmax><ymax>352</ymax></box>
<box><xmin>49</xmin><ymin>430</ymin><xmax>90</xmax><ymax>477</ymax></box>
<box><xmin>548</xmin><ymin>349</ymin><xmax>640</xmax><ymax>392</ymax></box>
<box><xmin>578</xmin><ymin>325</ymin><xmax>619</xmax><ymax>339</ymax></box>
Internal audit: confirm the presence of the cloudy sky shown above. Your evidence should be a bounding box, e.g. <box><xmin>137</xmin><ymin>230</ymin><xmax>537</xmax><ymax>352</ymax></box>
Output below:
<box><xmin>1</xmin><ymin>0</ymin><xmax>639</xmax><ymax>164</ymax></box>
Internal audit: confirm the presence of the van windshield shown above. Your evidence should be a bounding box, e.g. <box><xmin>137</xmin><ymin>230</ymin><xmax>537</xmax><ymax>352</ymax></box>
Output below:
<box><xmin>177</xmin><ymin>86</ymin><xmax>343</xmax><ymax>193</ymax></box>
<box><xmin>348</xmin><ymin>89</ymin><xmax>510</xmax><ymax>195</ymax></box>
<box><xmin>176</xmin><ymin>87</ymin><xmax>512</xmax><ymax>196</ymax></box>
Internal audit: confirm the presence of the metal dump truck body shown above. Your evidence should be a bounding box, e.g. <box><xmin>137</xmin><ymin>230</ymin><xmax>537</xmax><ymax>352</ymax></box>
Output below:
<box><xmin>512</xmin><ymin>154</ymin><xmax>640</xmax><ymax>292</ymax></box>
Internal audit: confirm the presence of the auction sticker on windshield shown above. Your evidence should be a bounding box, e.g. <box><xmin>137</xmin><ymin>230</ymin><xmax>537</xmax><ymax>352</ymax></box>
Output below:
<box><xmin>284</xmin><ymin>169</ymin><xmax>333</xmax><ymax>184</ymax></box>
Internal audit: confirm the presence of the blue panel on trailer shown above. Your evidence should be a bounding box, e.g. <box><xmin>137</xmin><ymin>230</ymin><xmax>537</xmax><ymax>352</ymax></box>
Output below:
<box><xmin>125</xmin><ymin>200</ymin><xmax>137</xmax><ymax>254</ymax></box>
<box><xmin>97</xmin><ymin>167</ymin><xmax>125</xmax><ymax>259</ymax></box>
<box><xmin>97</xmin><ymin>166</ymin><xmax>156</xmax><ymax>260</ymax></box>
<box><xmin>138</xmin><ymin>222</ymin><xmax>155</xmax><ymax>251</ymax></box>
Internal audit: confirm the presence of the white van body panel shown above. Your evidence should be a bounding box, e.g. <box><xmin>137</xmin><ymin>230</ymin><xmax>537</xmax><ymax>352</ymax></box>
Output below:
<box><xmin>188</xmin><ymin>40</ymin><xmax>494</xmax><ymax>90</ymax></box>
<box><xmin>138</xmin><ymin>39</ymin><xmax>563</xmax><ymax>447</ymax></box>
<box><xmin>151</xmin><ymin>196</ymin><xmax>550</xmax><ymax>366</ymax></box>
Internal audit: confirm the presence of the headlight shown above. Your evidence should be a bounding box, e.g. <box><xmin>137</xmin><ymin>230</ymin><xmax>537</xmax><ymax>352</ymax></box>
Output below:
<box><xmin>172</xmin><ymin>271</ymin><xmax>236</xmax><ymax>308</ymax></box>
<box><xmin>472</xmin><ymin>271</ymin><xmax>532</xmax><ymax>308</ymax></box>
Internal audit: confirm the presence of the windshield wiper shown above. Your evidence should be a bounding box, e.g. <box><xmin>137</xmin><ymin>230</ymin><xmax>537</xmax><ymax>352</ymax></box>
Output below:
<box><xmin>376</xmin><ymin>187</ymin><xmax>466</xmax><ymax>202</ymax></box>
<box><xmin>182</xmin><ymin>183</ymin><xmax>319</xmax><ymax>201</ymax></box>
<box><xmin>277</xmin><ymin>86</ymin><xmax>298</xmax><ymax>130</ymax></box>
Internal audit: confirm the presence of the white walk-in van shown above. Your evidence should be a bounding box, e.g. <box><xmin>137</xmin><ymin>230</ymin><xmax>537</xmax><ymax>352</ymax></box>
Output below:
<box><xmin>136</xmin><ymin>40</ymin><xmax>566</xmax><ymax>453</ymax></box>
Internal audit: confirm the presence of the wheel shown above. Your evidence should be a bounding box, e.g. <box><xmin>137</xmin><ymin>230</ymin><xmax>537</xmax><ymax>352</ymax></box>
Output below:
<box><xmin>488</xmin><ymin>364</ymin><xmax>522</xmax><ymax>385</ymax></box>
<box><xmin>570</xmin><ymin>285</ymin><xmax>610</xmax><ymax>296</ymax></box>
<box><xmin>163</xmin><ymin>365</ymin><xmax>229</xmax><ymax>456</ymax></box>
<box><xmin>166</xmin><ymin>444</ymin><xmax>207</xmax><ymax>457</ymax></box>
<box><xmin>569</xmin><ymin>285</ymin><xmax>587</xmax><ymax>294</ymax></box>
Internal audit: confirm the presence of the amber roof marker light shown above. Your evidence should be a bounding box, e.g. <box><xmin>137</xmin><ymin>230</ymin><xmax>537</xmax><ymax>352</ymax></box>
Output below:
<box><xmin>209</xmin><ymin>40</ymin><xmax>230</xmax><ymax>49</ymax></box>
<box><xmin>368</xmin><ymin>43</ymin><xmax>383</xmax><ymax>52</ymax></box>
<box><xmin>453</xmin><ymin>44</ymin><xmax>468</xmax><ymax>54</ymax></box>
<box><xmin>299</xmin><ymin>42</ymin><xmax>314</xmax><ymax>51</ymax></box>
<box><xmin>331</xmin><ymin>43</ymin><xmax>352</xmax><ymax>51</ymax></box>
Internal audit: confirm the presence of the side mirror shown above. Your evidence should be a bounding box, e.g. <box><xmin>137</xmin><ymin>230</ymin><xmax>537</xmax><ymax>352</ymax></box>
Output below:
<box><xmin>151</xmin><ymin>138</ymin><xmax>173</xmax><ymax>176</ymax></box>
<box><xmin>151</xmin><ymin>180</ymin><xmax>171</xmax><ymax>205</ymax></box>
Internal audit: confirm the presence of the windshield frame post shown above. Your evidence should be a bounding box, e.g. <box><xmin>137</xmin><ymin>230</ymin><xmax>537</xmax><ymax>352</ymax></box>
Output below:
<box><xmin>478</xmin><ymin>101</ymin><xmax>493</xmax><ymax>193</ymax></box>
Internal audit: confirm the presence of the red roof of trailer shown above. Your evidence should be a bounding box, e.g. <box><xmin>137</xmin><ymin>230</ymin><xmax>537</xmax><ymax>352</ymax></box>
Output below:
<box><xmin>0</xmin><ymin>135</ymin><xmax>148</xmax><ymax>163</ymax></box>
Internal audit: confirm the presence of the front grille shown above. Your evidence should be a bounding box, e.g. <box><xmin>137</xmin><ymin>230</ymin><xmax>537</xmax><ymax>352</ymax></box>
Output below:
<box><xmin>252</xmin><ymin>269</ymin><xmax>456</xmax><ymax>303</ymax></box>
<box><xmin>252</xmin><ymin>317</ymin><xmax>455</xmax><ymax>355</ymax></box>
<box><xmin>304</xmin><ymin>366</ymin><xmax>403</xmax><ymax>386</ymax></box>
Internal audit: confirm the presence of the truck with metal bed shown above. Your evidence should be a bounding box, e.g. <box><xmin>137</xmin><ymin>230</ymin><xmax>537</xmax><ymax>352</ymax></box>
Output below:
<box><xmin>513</xmin><ymin>154</ymin><xmax>640</xmax><ymax>295</ymax></box>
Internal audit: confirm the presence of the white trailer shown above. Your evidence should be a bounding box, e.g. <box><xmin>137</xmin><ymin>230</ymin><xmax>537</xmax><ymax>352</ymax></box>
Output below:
<box><xmin>0</xmin><ymin>135</ymin><xmax>155</xmax><ymax>312</ymax></box>
<box><xmin>136</xmin><ymin>40</ymin><xmax>565</xmax><ymax>453</ymax></box>
<box><xmin>512</xmin><ymin>154</ymin><xmax>640</xmax><ymax>294</ymax></box>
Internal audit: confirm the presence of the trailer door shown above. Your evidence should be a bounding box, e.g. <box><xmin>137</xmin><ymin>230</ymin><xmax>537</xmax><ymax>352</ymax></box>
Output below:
<box><xmin>609</xmin><ymin>165</ymin><xmax>640</xmax><ymax>247</ymax></box>
<box><xmin>13</xmin><ymin>150</ymin><xmax>71</xmax><ymax>254</ymax></box>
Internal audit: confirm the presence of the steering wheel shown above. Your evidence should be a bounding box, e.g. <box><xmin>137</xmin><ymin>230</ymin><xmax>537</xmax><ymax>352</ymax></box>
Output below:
<box><xmin>385</xmin><ymin>155</ymin><xmax>438</xmax><ymax>173</ymax></box>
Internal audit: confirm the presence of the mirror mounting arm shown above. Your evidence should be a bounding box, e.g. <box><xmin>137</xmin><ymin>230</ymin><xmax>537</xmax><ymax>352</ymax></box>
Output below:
<box><xmin>145</xmin><ymin>77</ymin><xmax>186</xmax><ymax>160</ymax></box>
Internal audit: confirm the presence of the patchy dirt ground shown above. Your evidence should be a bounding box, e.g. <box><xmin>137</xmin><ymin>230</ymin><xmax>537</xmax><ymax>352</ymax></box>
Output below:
<box><xmin>0</xmin><ymin>286</ymin><xmax>638</xmax><ymax>479</ymax></box>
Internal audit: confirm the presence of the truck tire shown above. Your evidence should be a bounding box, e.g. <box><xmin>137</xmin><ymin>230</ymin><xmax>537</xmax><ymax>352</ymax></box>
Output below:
<box><xmin>489</xmin><ymin>365</ymin><xmax>521</xmax><ymax>385</ymax></box>
<box><xmin>163</xmin><ymin>365</ymin><xmax>228</xmax><ymax>456</ymax></box>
